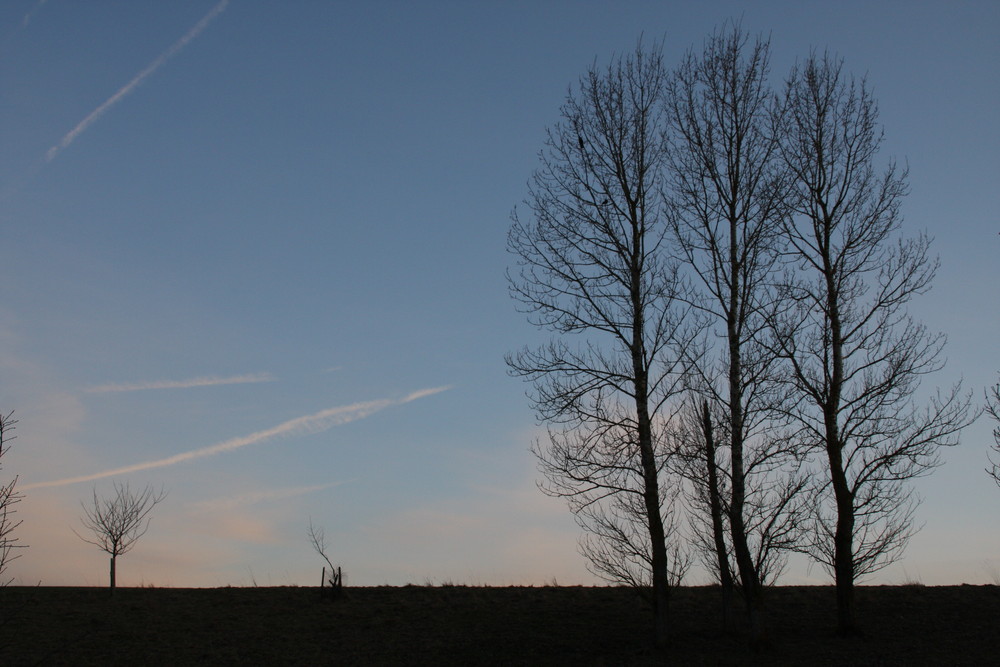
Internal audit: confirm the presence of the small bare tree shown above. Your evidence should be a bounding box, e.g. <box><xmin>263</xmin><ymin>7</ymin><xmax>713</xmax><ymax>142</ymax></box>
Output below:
<box><xmin>307</xmin><ymin>518</ymin><xmax>335</xmax><ymax>573</ymax></box>
<box><xmin>987</xmin><ymin>379</ymin><xmax>1000</xmax><ymax>488</ymax></box>
<box><xmin>0</xmin><ymin>411</ymin><xmax>25</xmax><ymax>587</ymax></box>
<box><xmin>75</xmin><ymin>482</ymin><xmax>166</xmax><ymax>595</ymax></box>
<box><xmin>308</xmin><ymin>518</ymin><xmax>342</xmax><ymax>597</ymax></box>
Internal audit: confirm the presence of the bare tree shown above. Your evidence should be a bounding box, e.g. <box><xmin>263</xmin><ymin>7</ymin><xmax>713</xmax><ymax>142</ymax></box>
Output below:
<box><xmin>75</xmin><ymin>482</ymin><xmax>166</xmax><ymax>595</ymax></box>
<box><xmin>665</xmin><ymin>24</ymin><xmax>806</xmax><ymax>646</ymax></box>
<box><xmin>772</xmin><ymin>52</ymin><xmax>975</xmax><ymax>634</ymax></box>
<box><xmin>507</xmin><ymin>42</ymin><xmax>695</xmax><ymax>647</ymax></box>
<box><xmin>987</xmin><ymin>379</ymin><xmax>1000</xmax><ymax>488</ymax></box>
<box><xmin>308</xmin><ymin>517</ymin><xmax>343</xmax><ymax>597</ymax></box>
<box><xmin>307</xmin><ymin>517</ymin><xmax>336</xmax><ymax>573</ymax></box>
<box><xmin>576</xmin><ymin>474</ymin><xmax>692</xmax><ymax>592</ymax></box>
<box><xmin>0</xmin><ymin>412</ymin><xmax>24</xmax><ymax>587</ymax></box>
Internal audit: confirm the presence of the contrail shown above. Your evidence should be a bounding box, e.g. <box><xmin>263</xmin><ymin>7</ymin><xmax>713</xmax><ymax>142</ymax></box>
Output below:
<box><xmin>45</xmin><ymin>0</ymin><xmax>229</xmax><ymax>163</ymax></box>
<box><xmin>23</xmin><ymin>386</ymin><xmax>452</xmax><ymax>490</ymax></box>
<box><xmin>86</xmin><ymin>373</ymin><xmax>275</xmax><ymax>394</ymax></box>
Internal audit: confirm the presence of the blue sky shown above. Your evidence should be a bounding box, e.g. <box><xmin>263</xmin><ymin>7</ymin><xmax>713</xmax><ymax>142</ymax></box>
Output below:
<box><xmin>1</xmin><ymin>0</ymin><xmax>996</xmax><ymax>587</ymax></box>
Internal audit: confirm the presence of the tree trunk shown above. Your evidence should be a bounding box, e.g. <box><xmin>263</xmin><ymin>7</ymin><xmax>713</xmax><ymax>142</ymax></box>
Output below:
<box><xmin>826</xmin><ymin>404</ymin><xmax>857</xmax><ymax>635</ymax></box>
<box><xmin>830</xmin><ymin>448</ymin><xmax>857</xmax><ymax>635</ymax></box>
<box><xmin>822</xmin><ymin>222</ymin><xmax>857</xmax><ymax>636</ymax></box>
<box><xmin>702</xmin><ymin>400</ymin><xmax>734</xmax><ymax>631</ymax></box>
<box><xmin>632</xmin><ymin>240</ymin><xmax>670</xmax><ymax>648</ymax></box>
<box><xmin>727</xmin><ymin>221</ymin><xmax>767</xmax><ymax>649</ymax></box>
<box><xmin>636</xmin><ymin>365</ymin><xmax>671</xmax><ymax>648</ymax></box>
<box><xmin>834</xmin><ymin>537</ymin><xmax>856</xmax><ymax>635</ymax></box>
<box><xmin>109</xmin><ymin>555</ymin><xmax>116</xmax><ymax>596</ymax></box>
<box><xmin>730</xmin><ymin>395</ymin><xmax>766</xmax><ymax>649</ymax></box>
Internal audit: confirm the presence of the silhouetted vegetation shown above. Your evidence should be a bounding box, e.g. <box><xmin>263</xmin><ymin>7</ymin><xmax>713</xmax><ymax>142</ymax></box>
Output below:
<box><xmin>987</xmin><ymin>378</ymin><xmax>1000</xmax><ymax>487</ymax></box>
<box><xmin>0</xmin><ymin>411</ymin><xmax>24</xmax><ymax>588</ymax></box>
<box><xmin>508</xmin><ymin>23</ymin><xmax>975</xmax><ymax>646</ymax></box>
<box><xmin>665</xmin><ymin>25</ymin><xmax>810</xmax><ymax>647</ymax></box>
<box><xmin>507</xmin><ymin>40</ymin><xmax>695</xmax><ymax>647</ymax></box>
<box><xmin>74</xmin><ymin>483</ymin><xmax>166</xmax><ymax>596</ymax></box>
<box><xmin>307</xmin><ymin>518</ymin><xmax>343</xmax><ymax>599</ymax></box>
<box><xmin>771</xmin><ymin>50</ymin><xmax>975</xmax><ymax>636</ymax></box>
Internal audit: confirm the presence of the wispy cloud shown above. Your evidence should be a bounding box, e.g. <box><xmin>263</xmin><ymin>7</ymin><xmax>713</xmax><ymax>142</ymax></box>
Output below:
<box><xmin>44</xmin><ymin>0</ymin><xmax>229</xmax><ymax>163</ymax></box>
<box><xmin>190</xmin><ymin>483</ymin><xmax>345</xmax><ymax>513</ymax></box>
<box><xmin>86</xmin><ymin>373</ymin><xmax>275</xmax><ymax>394</ymax></box>
<box><xmin>21</xmin><ymin>0</ymin><xmax>48</xmax><ymax>28</ymax></box>
<box><xmin>401</xmin><ymin>385</ymin><xmax>453</xmax><ymax>403</ymax></box>
<box><xmin>23</xmin><ymin>386</ymin><xmax>451</xmax><ymax>490</ymax></box>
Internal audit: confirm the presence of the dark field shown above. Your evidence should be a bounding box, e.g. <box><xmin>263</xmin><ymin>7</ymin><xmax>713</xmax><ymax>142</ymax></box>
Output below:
<box><xmin>2</xmin><ymin>584</ymin><xmax>997</xmax><ymax>665</ymax></box>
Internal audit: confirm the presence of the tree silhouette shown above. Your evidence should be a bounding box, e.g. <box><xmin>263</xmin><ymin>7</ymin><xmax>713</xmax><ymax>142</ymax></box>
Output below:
<box><xmin>772</xmin><ymin>52</ymin><xmax>974</xmax><ymax>634</ymax></box>
<box><xmin>75</xmin><ymin>482</ymin><xmax>166</xmax><ymax>595</ymax></box>
<box><xmin>665</xmin><ymin>24</ymin><xmax>808</xmax><ymax>646</ymax></box>
<box><xmin>576</xmin><ymin>478</ymin><xmax>692</xmax><ymax>592</ymax></box>
<box><xmin>507</xmin><ymin>42</ymin><xmax>697</xmax><ymax>647</ymax></box>
<box><xmin>0</xmin><ymin>411</ymin><xmax>24</xmax><ymax>587</ymax></box>
<box><xmin>986</xmin><ymin>379</ymin><xmax>1000</xmax><ymax>488</ymax></box>
<box><xmin>671</xmin><ymin>397</ymin><xmax>736</xmax><ymax>629</ymax></box>
<box><xmin>307</xmin><ymin>518</ymin><xmax>336</xmax><ymax>573</ymax></box>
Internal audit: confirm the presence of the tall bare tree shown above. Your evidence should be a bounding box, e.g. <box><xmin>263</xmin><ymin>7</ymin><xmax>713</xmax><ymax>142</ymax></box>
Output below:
<box><xmin>987</xmin><ymin>379</ymin><xmax>1000</xmax><ymax>488</ymax></box>
<box><xmin>0</xmin><ymin>412</ymin><xmax>24</xmax><ymax>587</ymax></box>
<box><xmin>507</xmin><ymin>43</ymin><xmax>694</xmax><ymax>647</ymax></box>
<box><xmin>665</xmin><ymin>24</ymin><xmax>805</xmax><ymax>646</ymax></box>
<box><xmin>772</xmin><ymin>52</ymin><xmax>975</xmax><ymax>634</ymax></box>
<box><xmin>75</xmin><ymin>482</ymin><xmax>166</xmax><ymax>595</ymax></box>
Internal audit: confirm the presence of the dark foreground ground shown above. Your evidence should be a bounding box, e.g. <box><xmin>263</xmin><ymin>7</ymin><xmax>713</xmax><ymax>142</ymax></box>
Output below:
<box><xmin>1</xmin><ymin>584</ymin><xmax>997</xmax><ymax>665</ymax></box>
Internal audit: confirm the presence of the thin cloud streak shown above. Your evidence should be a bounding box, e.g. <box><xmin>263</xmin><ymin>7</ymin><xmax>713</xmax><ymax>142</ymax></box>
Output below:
<box><xmin>401</xmin><ymin>385</ymin><xmax>453</xmax><ymax>403</ymax></box>
<box><xmin>190</xmin><ymin>482</ymin><xmax>346</xmax><ymax>513</ymax></box>
<box><xmin>23</xmin><ymin>386</ymin><xmax>451</xmax><ymax>490</ymax></box>
<box><xmin>44</xmin><ymin>0</ymin><xmax>228</xmax><ymax>163</ymax></box>
<box><xmin>86</xmin><ymin>373</ymin><xmax>275</xmax><ymax>394</ymax></box>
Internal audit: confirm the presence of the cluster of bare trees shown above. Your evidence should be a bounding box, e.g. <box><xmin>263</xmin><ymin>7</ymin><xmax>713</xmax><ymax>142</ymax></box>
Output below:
<box><xmin>508</xmin><ymin>25</ymin><xmax>976</xmax><ymax>646</ymax></box>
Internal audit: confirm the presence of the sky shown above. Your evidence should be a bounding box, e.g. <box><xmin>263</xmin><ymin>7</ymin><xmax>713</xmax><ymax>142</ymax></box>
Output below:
<box><xmin>0</xmin><ymin>0</ymin><xmax>997</xmax><ymax>588</ymax></box>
